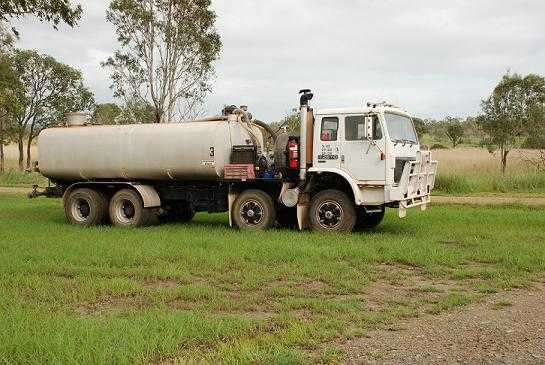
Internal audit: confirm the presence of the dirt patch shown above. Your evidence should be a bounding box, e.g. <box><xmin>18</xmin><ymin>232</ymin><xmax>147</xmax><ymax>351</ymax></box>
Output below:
<box><xmin>0</xmin><ymin>187</ymin><xmax>31</xmax><ymax>194</ymax></box>
<box><xmin>433</xmin><ymin>195</ymin><xmax>545</xmax><ymax>206</ymax></box>
<box><xmin>76</xmin><ymin>295</ymin><xmax>151</xmax><ymax>316</ymax></box>
<box><xmin>342</xmin><ymin>280</ymin><xmax>545</xmax><ymax>364</ymax></box>
<box><xmin>143</xmin><ymin>278</ymin><xmax>181</xmax><ymax>289</ymax></box>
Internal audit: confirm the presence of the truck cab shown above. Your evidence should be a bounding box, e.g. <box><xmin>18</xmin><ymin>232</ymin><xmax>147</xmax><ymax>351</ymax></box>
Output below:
<box><xmin>303</xmin><ymin>102</ymin><xmax>437</xmax><ymax>224</ymax></box>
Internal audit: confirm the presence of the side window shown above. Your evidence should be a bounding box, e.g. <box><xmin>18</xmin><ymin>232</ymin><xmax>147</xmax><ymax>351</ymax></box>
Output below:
<box><xmin>321</xmin><ymin>117</ymin><xmax>338</xmax><ymax>141</ymax></box>
<box><xmin>345</xmin><ymin>116</ymin><xmax>365</xmax><ymax>140</ymax></box>
<box><xmin>373</xmin><ymin>116</ymin><xmax>383</xmax><ymax>140</ymax></box>
<box><xmin>345</xmin><ymin>115</ymin><xmax>383</xmax><ymax>141</ymax></box>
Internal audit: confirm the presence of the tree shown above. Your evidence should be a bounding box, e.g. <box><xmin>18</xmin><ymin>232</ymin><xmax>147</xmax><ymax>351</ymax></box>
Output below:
<box><xmin>11</xmin><ymin>49</ymin><xmax>94</xmax><ymax>170</ymax></box>
<box><xmin>103</xmin><ymin>0</ymin><xmax>222</xmax><ymax>123</ymax></box>
<box><xmin>478</xmin><ymin>72</ymin><xmax>545</xmax><ymax>174</ymax></box>
<box><xmin>412</xmin><ymin>117</ymin><xmax>428</xmax><ymax>139</ymax></box>
<box><xmin>0</xmin><ymin>48</ymin><xmax>23</xmax><ymax>172</ymax></box>
<box><xmin>117</xmin><ymin>99</ymin><xmax>155</xmax><ymax>124</ymax></box>
<box><xmin>0</xmin><ymin>0</ymin><xmax>82</xmax><ymax>32</ymax></box>
<box><xmin>270</xmin><ymin>109</ymin><xmax>300</xmax><ymax>135</ymax></box>
<box><xmin>92</xmin><ymin>103</ymin><xmax>122</xmax><ymax>124</ymax></box>
<box><xmin>443</xmin><ymin>117</ymin><xmax>464</xmax><ymax>148</ymax></box>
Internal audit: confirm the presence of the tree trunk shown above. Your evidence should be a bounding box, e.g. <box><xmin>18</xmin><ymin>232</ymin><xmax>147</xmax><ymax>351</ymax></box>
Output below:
<box><xmin>0</xmin><ymin>143</ymin><xmax>4</xmax><ymax>173</ymax></box>
<box><xmin>26</xmin><ymin>135</ymin><xmax>33</xmax><ymax>170</ymax></box>
<box><xmin>18</xmin><ymin>138</ymin><xmax>24</xmax><ymax>171</ymax></box>
<box><xmin>0</xmin><ymin>118</ymin><xmax>4</xmax><ymax>173</ymax></box>
<box><xmin>501</xmin><ymin>149</ymin><xmax>509</xmax><ymax>175</ymax></box>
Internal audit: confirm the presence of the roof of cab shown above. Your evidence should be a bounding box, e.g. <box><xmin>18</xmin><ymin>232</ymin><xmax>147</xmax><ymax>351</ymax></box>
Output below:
<box><xmin>316</xmin><ymin>106</ymin><xmax>410</xmax><ymax>116</ymax></box>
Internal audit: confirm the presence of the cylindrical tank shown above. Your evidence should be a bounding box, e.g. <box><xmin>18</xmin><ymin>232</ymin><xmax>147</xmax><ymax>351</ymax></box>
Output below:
<box><xmin>37</xmin><ymin>120</ymin><xmax>264</xmax><ymax>182</ymax></box>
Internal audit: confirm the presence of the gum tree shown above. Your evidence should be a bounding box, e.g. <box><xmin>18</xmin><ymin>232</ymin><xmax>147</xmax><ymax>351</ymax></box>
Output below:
<box><xmin>11</xmin><ymin>49</ymin><xmax>94</xmax><ymax>169</ymax></box>
<box><xmin>0</xmin><ymin>0</ymin><xmax>82</xmax><ymax>32</ymax></box>
<box><xmin>103</xmin><ymin>0</ymin><xmax>222</xmax><ymax>123</ymax></box>
<box><xmin>478</xmin><ymin>73</ymin><xmax>545</xmax><ymax>174</ymax></box>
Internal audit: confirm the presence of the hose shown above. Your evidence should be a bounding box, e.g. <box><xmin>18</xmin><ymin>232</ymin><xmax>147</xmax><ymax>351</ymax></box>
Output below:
<box><xmin>252</xmin><ymin>119</ymin><xmax>277</xmax><ymax>144</ymax></box>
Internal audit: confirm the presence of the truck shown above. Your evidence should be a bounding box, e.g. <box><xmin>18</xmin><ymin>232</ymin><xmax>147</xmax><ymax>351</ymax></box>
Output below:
<box><xmin>31</xmin><ymin>90</ymin><xmax>438</xmax><ymax>232</ymax></box>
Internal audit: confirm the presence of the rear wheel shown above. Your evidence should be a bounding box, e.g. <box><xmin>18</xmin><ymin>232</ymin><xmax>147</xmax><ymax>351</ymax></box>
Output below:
<box><xmin>356</xmin><ymin>206</ymin><xmax>385</xmax><ymax>230</ymax></box>
<box><xmin>233</xmin><ymin>189</ymin><xmax>276</xmax><ymax>230</ymax></box>
<box><xmin>309</xmin><ymin>189</ymin><xmax>356</xmax><ymax>233</ymax></box>
<box><xmin>109</xmin><ymin>189</ymin><xmax>156</xmax><ymax>228</ymax></box>
<box><xmin>64</xmin><ymin>188</ymin><xmax>108</xmax><ymax>227</ymax></box>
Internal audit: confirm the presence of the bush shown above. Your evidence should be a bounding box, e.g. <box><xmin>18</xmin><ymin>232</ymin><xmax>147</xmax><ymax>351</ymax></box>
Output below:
<box><xmin>521</xmin><ymin>135</ymin><xmax>545</xmax><ymax>149</ymax></box>
<box><xmin>430</xmin><ymin>143</ymin><xmax>448</xmax><ymax>150</ymax></box>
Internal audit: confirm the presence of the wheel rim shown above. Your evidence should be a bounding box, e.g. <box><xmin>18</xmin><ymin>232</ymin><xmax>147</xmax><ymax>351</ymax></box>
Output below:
<box><xmin>72</xmin><ymin>198</ymin><xmax>91</xmax><ymax>222</ymax></box>
<box><xmin>239</xmin><ymin>199</ymin><xmax>264</xmax><ymax>226</ymax></box>
<box><xmin>316</xmin><ymin>200</ymin><xmax>344</xmax><ymax>229</ymax></box>
<box><xmin>114</xmin><ymin>198</ymin><xmax>136</xmax><ymax>224</ymax></box>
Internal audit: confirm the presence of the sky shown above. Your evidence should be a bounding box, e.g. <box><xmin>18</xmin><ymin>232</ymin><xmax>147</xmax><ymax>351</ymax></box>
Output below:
<box><xmin>13</xmin><ymin>0</ymin><xmax>545</xmax><ymax>122</ymax></box>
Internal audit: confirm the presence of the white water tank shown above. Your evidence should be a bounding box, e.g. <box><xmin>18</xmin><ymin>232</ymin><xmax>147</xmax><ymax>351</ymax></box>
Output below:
<box><xmin>37</xmin><ymin>120</ymin><xmax>263</xmax><ymax>182</ymax></box>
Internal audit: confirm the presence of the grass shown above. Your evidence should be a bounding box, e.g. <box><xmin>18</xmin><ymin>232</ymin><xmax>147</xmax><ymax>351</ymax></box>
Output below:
<box><xmin>432</xmin><ymin>148</ymin><xmax>545</xmax><ymax>194</ymax></box>
<box><xmin>0</xmin><ymin>193</ymin><xmax>544</xmax><ymax>364</ymax></box>
<box><xmin>0</xmin><ymin>169</ymin><xmax>48</xmax><ymax>187</ymax></box>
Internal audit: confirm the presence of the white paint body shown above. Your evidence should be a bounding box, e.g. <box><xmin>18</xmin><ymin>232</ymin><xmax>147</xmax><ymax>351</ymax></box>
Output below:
<box><xmin>309</xmin><ymin>105</ymin><xmax>437</xmax><ymax>216</ymax></box>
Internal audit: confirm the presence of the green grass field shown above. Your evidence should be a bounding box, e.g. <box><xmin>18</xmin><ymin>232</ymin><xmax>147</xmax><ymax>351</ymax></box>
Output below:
<box><xmin>1</xmin><ymin>193</ymin><xmax>544</xmax><ymax>364</ymax></box>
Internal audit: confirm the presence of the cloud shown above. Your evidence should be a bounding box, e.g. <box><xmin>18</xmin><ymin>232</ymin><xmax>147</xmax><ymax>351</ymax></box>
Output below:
<box><xmin>12</xmin><ymin>0</ymin><xmax>545</xmax><ymax>121</ymax></box>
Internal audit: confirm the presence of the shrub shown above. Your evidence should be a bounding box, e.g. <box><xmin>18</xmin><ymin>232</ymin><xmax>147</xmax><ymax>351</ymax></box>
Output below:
<box><xmin>430</xmin><ymin>143</ymin><xmax>448</xmax><ymax>150</ymax></box>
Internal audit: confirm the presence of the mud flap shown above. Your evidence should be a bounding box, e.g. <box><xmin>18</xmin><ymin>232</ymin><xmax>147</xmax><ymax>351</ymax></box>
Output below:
<box><xmin>228</xmin><ymin>191</ymin><xmax>237</xmax><ymax>227</ymax></box>
<box><xmin>296</xmin><ymin>193</ymin><xmax>310</xmax><ymax>230</ymax></box>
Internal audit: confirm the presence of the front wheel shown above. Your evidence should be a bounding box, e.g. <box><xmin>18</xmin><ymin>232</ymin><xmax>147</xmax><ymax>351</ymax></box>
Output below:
<box><xmin>109</xmin><ymin>189</ymin><xmax>157</xmax><ymax>228</ymax></box>
<box><xmin>309</xmin><ymin>189</ymin><xmax>356</xmax><ymax>233</ymax></box>
<box><xmin>233</xmin><ymin>190</ymin><xmax>276</xmax><ymax>230</ymax></box>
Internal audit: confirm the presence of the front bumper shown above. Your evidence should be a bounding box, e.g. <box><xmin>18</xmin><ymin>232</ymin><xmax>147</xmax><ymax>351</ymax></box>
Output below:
<box><xmin>389</xmin><ymin>151</ymin><xmax>438</xmax><ymax>218</ymax></box>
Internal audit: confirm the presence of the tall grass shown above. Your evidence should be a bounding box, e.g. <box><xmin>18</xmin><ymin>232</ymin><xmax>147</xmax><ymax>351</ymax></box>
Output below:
<box><xmin>432</xmin><ymin>148</ymin><xmax>545</xmax><ymax>194</ymax></box>
<box><xmin>435</xmin><ymin>172</ymin><xmax>545</xmax><ymax>194</ymax></box>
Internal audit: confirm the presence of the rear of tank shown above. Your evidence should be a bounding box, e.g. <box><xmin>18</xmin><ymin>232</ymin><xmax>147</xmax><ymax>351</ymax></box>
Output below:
<box><xmin>37</xmin><ymin>121</ymin><xmax>255</xmax><ymax>182</ymax></box>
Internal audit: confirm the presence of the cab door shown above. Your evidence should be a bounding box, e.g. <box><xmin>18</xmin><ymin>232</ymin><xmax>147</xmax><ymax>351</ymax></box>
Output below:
<box><xmin>341</xmin><ymin>114</ymin><xmax>386</xmax><ymax>182</ymax></box>
<box><xmin>314</xmin><ymin>116</ymin><xmax>341</xmax><ymax>169</ymax></box>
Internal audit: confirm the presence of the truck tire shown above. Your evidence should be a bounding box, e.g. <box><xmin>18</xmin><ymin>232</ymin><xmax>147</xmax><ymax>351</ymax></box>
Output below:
<box><xmin>109</xmin><ymin>189</ymin><xmax>156</xmax><ymax>228</ymax></box>
<box><xmin>64</xmin><ymin>188</ymin><xmax>108</xmax><ymax>227</ymax></box>
<box><xmin>233</xmin><ymin>189</ymin><xmax>276</xmax><ymax>230</ymax></box>
<box><xmin>356</xmin><ymin>206</ymin><xmax>385</xmax><ymax>230</ymax></box>
<box><xmin>309</xmin><ymin>189</ymin><xmax>356</xmax><ymax>233</ymax></box>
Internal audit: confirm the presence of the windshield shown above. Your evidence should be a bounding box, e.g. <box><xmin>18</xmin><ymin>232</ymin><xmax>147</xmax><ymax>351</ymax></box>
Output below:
<box><xmin>384</xmin><ymin>113</ymin><xmax>418</xmax><ymax>144</ymax></box>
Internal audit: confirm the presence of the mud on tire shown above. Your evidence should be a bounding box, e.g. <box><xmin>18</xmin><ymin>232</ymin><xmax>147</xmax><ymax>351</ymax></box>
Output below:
<box><xmin>233</xmin><ymin>189</ymin><xmax>276</xmax><ymax>230</ymax></box>
<box><xmin>64</xmin><ymin>188</ymin><xmax>108</xmax><ymax>227</ymax></box>
<box><xmin>109</xmin><ymin>189</ymin><xmax>157</xmax><ymax>228</ymax></box>
<box><xmin>309</xmin><ymin>189</ymin><xmax>356</xmax><ymax>232</ymax></box>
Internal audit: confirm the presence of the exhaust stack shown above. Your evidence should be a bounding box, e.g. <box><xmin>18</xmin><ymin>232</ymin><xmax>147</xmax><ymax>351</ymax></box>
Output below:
<box><xmin>298</xmin><ymin>89</ymin><xmax>313</xmax><ymax>181</ymax></box>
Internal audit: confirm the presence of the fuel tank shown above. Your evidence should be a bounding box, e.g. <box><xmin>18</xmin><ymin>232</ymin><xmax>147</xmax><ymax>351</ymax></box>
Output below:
<box><xmin>37</xmin><ymin>120</ymin><xmax>263</xmax><ymax>182</ymax></box>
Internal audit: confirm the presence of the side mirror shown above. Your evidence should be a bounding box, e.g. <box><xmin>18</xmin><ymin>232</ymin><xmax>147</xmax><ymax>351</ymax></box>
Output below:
<box><xmin>364</xmin><ymin>116</ymin><xmax>374</xmax><ymax>140</ymax></box>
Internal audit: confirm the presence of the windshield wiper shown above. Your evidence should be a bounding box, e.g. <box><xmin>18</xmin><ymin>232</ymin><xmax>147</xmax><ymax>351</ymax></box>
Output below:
<box><xmin>392</xmin><ymin>138</ymin><xmax>416</xmax><ymax>146</ymax></box>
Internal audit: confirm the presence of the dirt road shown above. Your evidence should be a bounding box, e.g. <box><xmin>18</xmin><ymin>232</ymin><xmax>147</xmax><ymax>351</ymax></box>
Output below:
<box><xmin>343</xmin><ymin>280</ymin><xmax>545</xmax><ymax>364</ymax></box>
<box><xmin>0</xmin><ymin>187</ymin><xmax>31</xmax><ymax>194</ymax></box>
<box><xmin>433</xmin><ymin>195</ymin><xmax>545</xmax><ymax>206</ymax></box>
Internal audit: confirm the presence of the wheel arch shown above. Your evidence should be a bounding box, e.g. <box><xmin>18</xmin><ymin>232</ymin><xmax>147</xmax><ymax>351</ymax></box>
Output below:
<box><xmin>306</xmin><ymin>169</ymin><xmax>361</xmax><ymax>204</ymax></box>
